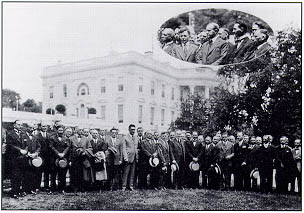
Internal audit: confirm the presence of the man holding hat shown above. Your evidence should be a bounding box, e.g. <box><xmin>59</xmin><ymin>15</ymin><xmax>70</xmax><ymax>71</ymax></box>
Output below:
<box><xmin>233</xmin><ymin>131</ymin><xmax>250</xmax><ymax>191</ymax></box>
<box><xmin>217</xmin><ymin>132</ymin><xmax>234</xmax><ymax>190</ymax></box>
<box><xmin>202</xmin><ymin>136</ymin><xmax>219</xmax><ymax>189</ymax></box>
<box><xmin>157</xmin><ymin>132</ymin><xmax>174</xmax><ymax>190</ymax></box>
<box><xmin>49</xmin><ymin>125</ymin><xmax>72</xmax><ymax>193</ymax></box>
<box><xmin>105</xmin><ymin>127</ymin><xmax>123</xmax><ymax>191</ymax></box>
<box><xmin>168</xmin><ymin>131</ymin><xmax>186</xmax><ymax>189</ymax></box>
<box><xmin>275</xmin><ymin>136</ymin><xmax>296</xmax><ymax>194</ymax></box>
<box><xmin>137</xmin><ymin>130</ymin><xmax>158</xmax><ymax>190</ymax></box>
<box><xmin>185</xmin><ymin>131</ymin><xmax>204</xmax><ymax>189</ymax></box>
<box><xmin>23</xmin><ymin>124</ymin><xmax>41</xmax><ymax>194</ymax></box>
<box><xmin>35</xmin><ymin>122</ymin><xmax>52</xmax><ymax>192</ymax></box>
<box><xmin>256</xmin><ymin>135</ymin><xmax>276</xmax><ymax>193</ymax></box>
<box><xmin>122</xmin><ymin>124</ymin><xmax>138</xmax><ymax>191</ymax></box>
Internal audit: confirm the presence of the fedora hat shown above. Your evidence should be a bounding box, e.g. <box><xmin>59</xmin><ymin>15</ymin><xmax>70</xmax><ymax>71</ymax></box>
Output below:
<box><xmin>171</xmin><ymin>162</ymin><xmax>179</xmax><ymax>173</ymax></box>
<box><xmin>149</xmin><ymin>156</ymin><xmax>160</xmax><ymax>167</ymax></box>
<box><xmin>55</xmin><ymin>158</ymin><xmax>68</xmax><ymax>168</ymax></box>
<box><xmin>189</xmin><ymin>161</ymin><xmax>200</xmax><ymax>171</ymax></box>
<box><xmin>29</xmin><ymin>156</ymin><xmax>43</xmax><ymax>168</ymax></box>
<box><xmin>214</xmin><ymin>164</ymin><xmax>222</xmax><ymax>175</ymax></box>
<box><xmin>250</xmin><ymin>168</ymin><xmax>260</xmax><ymax>180</ymax></box>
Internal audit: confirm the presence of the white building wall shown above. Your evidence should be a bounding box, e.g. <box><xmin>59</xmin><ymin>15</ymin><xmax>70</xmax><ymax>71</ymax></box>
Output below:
<box><xmin>41</xmin><ymin>51</ymin><xmax>219</xmax><ymax>133</ymax></box>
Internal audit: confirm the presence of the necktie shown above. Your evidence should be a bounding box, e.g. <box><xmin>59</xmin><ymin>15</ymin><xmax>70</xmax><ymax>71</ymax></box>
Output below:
<box><xmin>207</xmin><ymin>40</ymin><xmax>213</xmax><ymax>52</ymax></box>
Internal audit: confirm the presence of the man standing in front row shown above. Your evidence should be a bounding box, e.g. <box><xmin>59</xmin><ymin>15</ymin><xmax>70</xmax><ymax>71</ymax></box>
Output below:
<box><xmin>122</xmin><ymin>124</ymin><xmax>138</xmax><ymax>191</ymax></box>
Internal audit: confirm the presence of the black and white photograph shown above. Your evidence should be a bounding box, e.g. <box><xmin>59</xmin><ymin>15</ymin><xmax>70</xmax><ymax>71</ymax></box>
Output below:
<box><xmin>1</xmin><ymin>1</ymin><xmax>302</xmax><ymax>211</ymax></box>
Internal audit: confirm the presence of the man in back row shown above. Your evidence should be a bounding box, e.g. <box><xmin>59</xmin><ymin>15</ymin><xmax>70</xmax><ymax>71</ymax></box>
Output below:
<box><xmin>161</xmin><ymin>21</ymin><xmax>271</xmax><ymax>65</ymax></box>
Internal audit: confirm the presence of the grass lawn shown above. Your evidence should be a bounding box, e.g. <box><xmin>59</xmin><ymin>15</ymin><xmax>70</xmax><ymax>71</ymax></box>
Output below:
<box><xmin>1</xmin><ymin>189</ymin><xmax>301</xmax><ymax>210</ymax></box>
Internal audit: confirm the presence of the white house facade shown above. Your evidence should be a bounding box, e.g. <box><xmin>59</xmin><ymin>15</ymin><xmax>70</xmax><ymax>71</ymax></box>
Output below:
<box><xmin>41</xmin><ymin>51</ymin><xmax>219</xmax><ymax>133</ymax></box>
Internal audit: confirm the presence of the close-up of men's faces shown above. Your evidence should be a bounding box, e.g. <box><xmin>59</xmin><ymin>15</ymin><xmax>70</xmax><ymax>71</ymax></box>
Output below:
<box><xmin>158</xmin><ymin>8</ymin><xmax>273</xmax><ymax>66</ymax></box>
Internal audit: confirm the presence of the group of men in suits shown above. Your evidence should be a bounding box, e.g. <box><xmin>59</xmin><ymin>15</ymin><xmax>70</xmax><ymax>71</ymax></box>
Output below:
<box><xmin>160</xmin><ymin>21</ymin><xmax>271</xmax><ymax>65</ymax></box>
<box><xmin>4</xmin><ymin>120</ymin><xmax>301</xmax><ymax>198</ymax></box>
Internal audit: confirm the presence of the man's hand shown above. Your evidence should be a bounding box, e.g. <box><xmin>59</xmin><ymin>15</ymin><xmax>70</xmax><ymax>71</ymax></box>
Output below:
<box><xmin>241</xmin><ymin>162</ymin><xmax>246</xmax><ymax>166</ymax></box>
<box><xmin>118</xmin><ymin>160</ymin><xmax>122</xmax><ymax>165</ymax></box>
<box><xmin>172</xmin><ymin>160</ymin><xmax>177</xmax><ymax>164</ymax></box>
<box><xmin>153</xmin><ymin>153</ymin><xmax>157</xmax><ymax>157</ymax></box>
<box><xmin>58</xmin><ymin>153</ymin><xmax>64</xmax><ymax>158</ymax></box>
<box><xmin>20</xmin><ymin>149</ymin><xmax>27</xmax><ymax>155</ymax></box>
<box><xmin>193</xmin><ymin>157</ymin><xmax>198</xmax><ymax>162</ymax></box>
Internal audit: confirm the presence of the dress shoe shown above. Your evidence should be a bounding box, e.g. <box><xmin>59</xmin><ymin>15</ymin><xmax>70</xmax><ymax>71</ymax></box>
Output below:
<box><xmin>11</xmin><ymin>194</ymin><xmax>19</xmax><ymax>199</ymax></box>
<box><xmin>19</xmin><ymin>192</ymin><xmax>27</xmax><ymax>197</ymax></box>
<box><xmin>121</xmin><ymin>187</ymin><xmax>127</xmax><ymax>191</ymax></box>
<box><xmin>129</xmin><ymin>187</ymin><xmax>134</xmax><ymax>191</ymax></box>
<box><xmin>30</xmin><ymin>190</ymin><xmax>37</xmax><ymax>195</ymax></box>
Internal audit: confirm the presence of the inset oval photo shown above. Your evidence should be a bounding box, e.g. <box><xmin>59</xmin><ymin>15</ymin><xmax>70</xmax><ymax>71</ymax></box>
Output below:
<box><xmin>158</xmin><ymin>8</ymin><xmax>273</xmax><ymax>66</ymax></box>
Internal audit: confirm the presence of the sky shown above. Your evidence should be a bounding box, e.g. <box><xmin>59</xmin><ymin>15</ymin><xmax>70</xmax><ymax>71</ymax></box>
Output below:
<box><xmin>3</xmin><ymin>2</ymin><xmax>301</xmax><ymax>102</ymax></box>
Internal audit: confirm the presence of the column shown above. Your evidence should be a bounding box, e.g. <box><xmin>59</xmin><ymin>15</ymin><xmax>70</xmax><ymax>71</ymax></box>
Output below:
<box><xmin>205</xmin><ymin>86</ymin><xmax>210</xmax><ymax>99</ymax></box>
<box><xmin>189</xmin><ymin>85</ymin><xmax>195</xmax><ymax>95</ymax></box>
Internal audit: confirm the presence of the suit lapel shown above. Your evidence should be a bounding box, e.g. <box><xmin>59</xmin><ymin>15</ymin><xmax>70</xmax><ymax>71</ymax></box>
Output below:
<box><xmin>185</xmin><ymin>44</ymin><xmax>194</xmax><ymax>60</ymax></box>
<box><xmin>176</xmin><ymin>45</ymin><xmax>186</xmax><ymax>60</ymax></box>
<box><xmin>207</xmin><ymin>38</ymin><xmax>221</xmax><ymax>55</ymax></box>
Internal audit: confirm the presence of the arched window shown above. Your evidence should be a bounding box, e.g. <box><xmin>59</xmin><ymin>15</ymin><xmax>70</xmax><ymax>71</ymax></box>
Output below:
<box><xmin>77</xmin><ymin>83</ymin><xmax>90</xmax><ymax>96</ymax></box>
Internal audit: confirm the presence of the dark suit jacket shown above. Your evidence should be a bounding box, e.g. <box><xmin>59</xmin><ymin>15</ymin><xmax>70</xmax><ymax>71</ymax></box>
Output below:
<box><xmin>233</xmin><ymin>141</ymin><xmax>249</xmax><ymax>169</ymax></box>
<box><xmin>35</xmin><ymin>132</ymin><xmax>51</xmax><ymax>157</ymax></box>
<box><xmin>185</xmin><ymin>140</ymin><xmax>204</xmax><ymax>164</ymax></box>
<box><xmin>203</xmin><ymin>144</ymin><xmax>219</xmax><ymax>169</ymax></box>
<box><xmin>24</xmin><ymin>133</ymin><xmax>41</xmax><ymax>154</ymax></box>
<box><xmin>173</xmin><ymin>42</ymin><xmax>198</xmax><ymax>63</ymax></box>
<box><xmin>157</xmin><ymin>139</ymin><xmax>174</xmax><ymax>166</ymax></box>
<box><xmin>231</xmin><ymin>37</ymin><xmax>253</xmax><ymax>63</ymax></box>
<box><xmin>70</xmin><ymin>135</ymin><xmax>93</xmax><ymax>162</ymax></box>
<box><xmin>275</xmin><ymin>145</ymin><xmax>297</xmax><ymax>177</ymax></box>
<box><xmin>196</xmin><ymin>37</ymin><xmax>228</xmax><ymax>65</ymax></box>
<box><xmin>49</xmin><ymin>135</ymin><xmax>72</xmax><ymax>162</ymax></box>
<box><xmin>138</xmin><ymin>138</ymin><xmax>158</xmax><ymax>166</ymax></box>
<box><xmin>168</xmin><ymin>138</ymin><xmax>185</xmax><ymax>165</ymax></box>
<box><xmin>244</xmin><ymin>42</ymin><xmax>271</xmax><ymax>61</ymax></box>
<box><xmin>6</xmin><ymin>130</ymin><xmax>28</xmax><ymax>161</ymax></box>
<box><xmin>122</xmin><ymin>134</ymin><xmax>138</xmax><ymax>163</ymax></box>
<box><xmin>217</xmin><ymin>141</ymin><xmax>234</xmax><ymax>163</ymax></box>
<box><xmin>256</xmin><ymin>145</ymin><xmax>275</xmax><ymax>172</ymax></box>
<box><xmin>90</xmin><ymin>138</ymin><xmax>108</xmax><ymax>154</ymax></box>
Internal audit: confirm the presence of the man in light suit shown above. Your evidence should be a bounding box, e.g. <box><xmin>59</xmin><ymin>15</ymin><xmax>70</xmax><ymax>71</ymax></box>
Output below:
<box><xmin>195</xmin><ymin>23</ymin><xmax>228</xmax><ymax>65</ymax></box>
<box><xmin>217</xmin><ymin>132</ymin><xmax>234</xmax><ymax>190</ymax></box>
<box><xmin>173</xmin><ymin>27</ymin><xmax>198</xmax><ymax>63</ymax></box>
<box><xmin>122</xmin><ymin>124</ymin><xmax>138</xmax><ymax>191</ymax></box>
<box><xmin>105</xmin><ymin>127</ymin><xmax>123</xmax><ymax>191</ymax></box>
